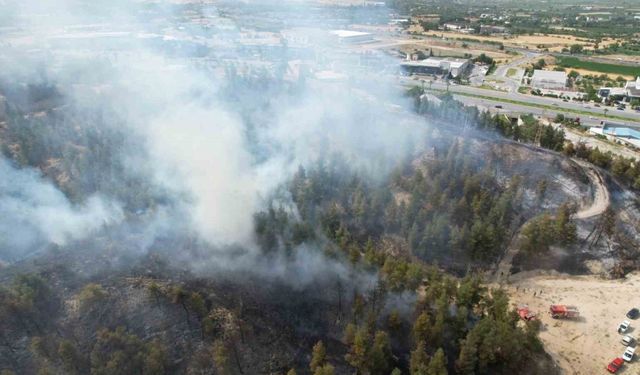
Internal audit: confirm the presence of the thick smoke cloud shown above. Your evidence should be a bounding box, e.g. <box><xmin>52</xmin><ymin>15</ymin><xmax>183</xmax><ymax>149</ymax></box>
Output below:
<box><xmin>0</xmin><ymin>0</ymin><xmax>426</xmax><ymax>285</ymax></box>
<box><xmin>145</xmin><ymin>104</ymin><xmax>258</xmax><ymax>247</ymax></box>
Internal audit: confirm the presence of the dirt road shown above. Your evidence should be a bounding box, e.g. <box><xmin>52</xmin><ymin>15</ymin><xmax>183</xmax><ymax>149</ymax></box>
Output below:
<box><xmin>504</xmin><ymin>272</ymin><xmax>640</xmax><ymax>375</ymax></box>
<box><xmin>494</xmin><ymin>159</ymin><xmax>610</xmax><ymax>282</ymax></box>
<box><xmin>573</xmin><ymin>161</ymin><xmax>610</xmax><ymax>219</ymax></box>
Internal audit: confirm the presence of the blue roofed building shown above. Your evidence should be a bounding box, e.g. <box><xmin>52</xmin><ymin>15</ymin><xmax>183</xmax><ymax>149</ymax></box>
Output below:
<box><xmin>589</xmin><ymin>121</ymin><xmax>640</xmax><ymax>148</ymax></box>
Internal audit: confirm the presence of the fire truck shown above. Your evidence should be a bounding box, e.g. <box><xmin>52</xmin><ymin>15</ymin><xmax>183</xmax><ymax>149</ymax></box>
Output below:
<box><xmin>549</xmin><ymin>305</ymin><xmax>580</xmax><ymax>319</ymax></box>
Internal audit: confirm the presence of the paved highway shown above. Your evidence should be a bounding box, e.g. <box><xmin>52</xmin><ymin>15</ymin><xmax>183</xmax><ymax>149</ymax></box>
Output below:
<box><xmin>451</xmin><ymin>94</ymin><xmax>611</xmax><ymax>128</ymax></box>
<box><xmin>401</xmin><ymin>77</ymin><xmax>640</xmax><ymax>126</ymax></box>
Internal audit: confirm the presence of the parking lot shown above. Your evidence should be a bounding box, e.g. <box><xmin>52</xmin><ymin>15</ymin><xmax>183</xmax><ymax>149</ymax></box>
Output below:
<box><xmin>504</xmin><ymin>271</ymin><xmax>640</xmax><ymax>374</ymax></box>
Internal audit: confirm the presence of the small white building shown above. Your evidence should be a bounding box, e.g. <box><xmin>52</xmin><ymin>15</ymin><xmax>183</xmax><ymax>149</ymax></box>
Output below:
<box><xmin>443</xmin><ymin>23</ymin><xmax>464</xmax><ymax>31</ymax></box>
<box><xmin>330</xmin><ymin>30</ymin><xmax>374</xmax><ymax>44</ymax></box>
<box><xmin>625</xmin><ymin>77</ymin><xmax>640</xmax><ymax>99</ymax></box>
<box><xmin>531</xmin><ymin>70</ymin><xmax>568</xmax><ymax>90</ymax></box>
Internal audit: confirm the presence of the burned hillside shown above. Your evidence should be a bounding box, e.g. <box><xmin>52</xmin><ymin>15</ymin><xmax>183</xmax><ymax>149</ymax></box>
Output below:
<box><xmin>0</xmin><ymin>236</ymin><xmax>561</xmax><ymax>375</ymax></box>
<box><xmin>0</xmin><ymin>71</ymin><xmax>577</xmax><ymax>374</ymax></box>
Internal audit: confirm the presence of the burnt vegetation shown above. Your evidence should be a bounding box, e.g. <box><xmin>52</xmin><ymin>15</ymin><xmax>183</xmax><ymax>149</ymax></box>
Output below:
<box><xmin>3</xmin><ymin>68</ymin><xmax>636</xmax><ymax>375</ymax></box>
<box><xmin>0</xmin><ymin>258</ymin><xmax>558</xmax><ymax>375</ymax></box>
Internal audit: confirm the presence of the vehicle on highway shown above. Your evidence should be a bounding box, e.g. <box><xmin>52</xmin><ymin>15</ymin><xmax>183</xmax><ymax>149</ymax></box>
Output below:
<box><xmin>563</xmin><ymin>99</ymin><xmax>569</xmax><ymax>102</ymax></box>
<box><xmin>619</xmin><ymin>320</ymin><xmax>631</xmax><ymax>333</ymax></box>
<box><xmin>495</xmin><ymin>105</ymin><xmax>503</xmax><ymax>109</ymax></box>
<box><xmin>622</xmin><ymin>335</ymin><xmax>635</xmax><ymax>347</ymax></box>
<box><xmin>623</xmin><ymin>346</ymin><xmax>635</xmax><ymax>362</ymax></box>
<box><xmin>607</xmin><ymin>357</ymin><xmax>624</xmax><ymax>373</ymax></box>
<box><xmin>627</xmin><ymin>308</ymin><xmax>639</xmax><ymax>319</ymax></box>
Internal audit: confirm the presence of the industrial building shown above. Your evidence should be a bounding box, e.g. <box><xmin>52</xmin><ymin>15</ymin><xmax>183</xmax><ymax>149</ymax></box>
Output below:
<box><xmin>531</xmin><ymin>70</ymin><xmax>568</xmax><ymax>90</ymax></box>
<box><xmin>400</xmin><ymin>57</ymin><xmax>472</xmax><ymax>78</ymax></box>
<box><xmin>330</xmin><ymin>30</ymin><xmax>374</xmax><ymax>44</ymax></box>
<box><xmin>479</xmin><ymin>25</ymin><xmax>508</xmax><ymax>35</ymax></box>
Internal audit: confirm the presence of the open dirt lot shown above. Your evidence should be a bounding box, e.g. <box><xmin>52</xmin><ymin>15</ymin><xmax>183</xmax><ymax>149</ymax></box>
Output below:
<box><xmin>355</xmin><ymin>35</ymin><xmax>515</xmax><ymax>62</ymax></box>
<box><xmin>422</xmin><ymin>31</ymin><xmax>622</xmax><ymax>53</ymax></box>
<box><xmin>395</xmin><ymin>42</ymin><xmax>512</xmax><ymax>60</ymax></box>
<box><xmin>547</xmin><ymin>65</ymin><xmax>635</xmax><ymax>80</ymax></box>
<box><xmin>503</xmin><ymin>272</ymin><xmax>640</xmax><ymax>375</ymax></box>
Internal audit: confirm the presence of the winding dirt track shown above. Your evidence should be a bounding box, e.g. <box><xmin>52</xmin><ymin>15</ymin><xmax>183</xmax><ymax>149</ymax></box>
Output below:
<box><xmin>493</xmin><ymin>159</ymin><xmax>610</xmax><ymax>281</ymax></box>
<box><xmin>491</xmin><ymin>161</ymin><xmax>617</xmax><ymax>374</ymax></box>
<box><xmin>573</xmin><ymin>161</ymin><xmax>610</xmax><ymax>220</ymax></box>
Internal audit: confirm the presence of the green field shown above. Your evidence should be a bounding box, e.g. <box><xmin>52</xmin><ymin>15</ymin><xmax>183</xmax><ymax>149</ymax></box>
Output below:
<box><xmin>555</xmin><ymin>56</ymin><xmax>640</xmax><ymax>77</ymax></box>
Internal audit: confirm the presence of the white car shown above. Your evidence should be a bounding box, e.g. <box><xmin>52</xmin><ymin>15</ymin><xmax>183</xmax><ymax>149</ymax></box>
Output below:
<box><xmin>623</xmin><ymin>346</ymin><xmax>635</xmax><ymax>362</ymax></box>
<box><xmin>619</xmin><ymin>320</ymin><xmax>631</xmax><ymax>334</ymax></box>
<box><xmin>622</xmin><ymin>335</ymin><xmax>635</xmax><ymax>347</ymax></box>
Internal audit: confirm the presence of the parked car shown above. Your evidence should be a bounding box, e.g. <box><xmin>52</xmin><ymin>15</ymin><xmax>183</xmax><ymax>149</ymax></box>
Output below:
<box><xmin>495</xmin><ymin>105</ymin><xmax>503</xmax><ymax>109</ymax></box>
<box><xmin>595</xmin><ymin>104</ymin><xmax>601</xmax><ymax>107</ymax></box>
<box><xmin>623</xmin><ymin>346</ymin><xmax>635</xmax><ymax>362</ymax></box>
<box><xmin>619</xmin><ymin>320</ymin><xmax>631</xmax><ymax>333</ymax></box>
<box><xmin>622</xmin><ymin>335</ymin><xmax>635</xmax><ymax>347</ymax></box>
<box><xmin>627</xmin><ymin>308</ymin><xmax>639</xmax><ymax>319</ymax></box>
<box><xmin>607</xmin><ymin>357</ymin><xmax>624</xmax><ymax>373</ymax></box>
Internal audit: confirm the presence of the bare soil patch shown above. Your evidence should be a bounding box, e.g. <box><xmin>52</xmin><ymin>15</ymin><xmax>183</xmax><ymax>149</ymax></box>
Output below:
<box><xmin>502</xmin><ymin>272</ymin><xmax>640</xmax><ymax>375</ymax></box>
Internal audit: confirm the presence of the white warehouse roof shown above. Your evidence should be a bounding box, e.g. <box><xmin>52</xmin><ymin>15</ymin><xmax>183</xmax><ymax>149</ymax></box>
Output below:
<box><xmin>400</xmin><ymin>57</ymin><xmax>469</xmax><ymax>69</ymax></box>
<box><xmin>330</xmin><ymin>30</ymin><xmax>372</xmax><ymax>38</ymax></box>
<box><xmin>532</xmin><ymin>70</ymin><xmax>568</xmax><ymax>83</ymax></box>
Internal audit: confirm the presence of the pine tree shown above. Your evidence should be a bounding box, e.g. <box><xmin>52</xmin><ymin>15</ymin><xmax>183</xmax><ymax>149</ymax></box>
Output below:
<box><xmin>456</xmin><ymin>337</ymin><xmax>478</xmax><ymax>375</ymax></box>
<box><xmin>310</xmin><ymin>341</ymin><xmax>327</xmax><ymax>373</ymax></box>
<box><xmin>314</xmin><ymin>364</ymin><xmax>335</xmax><ymax>375</ymax></box>
<box><xmin>335</xmin><ymin>224</ymin><xmax>350</xmax><ymax>250</ymax></box>
<box><xmin>349</xmin><ymin>244</ymin><xmax>361</xmax><ymax>265</ymax></box>
<box><xmin>370</xmin><ymin>331</ymin><xmax>393</xmax><ymax>374</ymax></box>
<box><xmin>344</xmin><ymin>323</ymin><xmax>357</xmax><ymax>346</ymax></box>
<box><xmin>410</xmin><ymin>342</ymin><xmax>429</xmax><ymax>375</ymax></box>
<box><xmin>413</xmin><ymin>311</ymin><xmax>431</xmax><ymax>344</ymax></box>
<box><xmin>345</xmin><ymin>328</ymin><xmax>369</xmax><ymax>373</ymax></box>
<box><xmin>212</xmin><ymin>340</ymin><xmax>231</xmax><ymax>375</ymax></box>
<box><xmin>58</xmin><ymin>340</ymin><xmax>82</xmax><ymax>374</ymax></box>
<box><xmin>387</xmin><ymin>310</ymin><xmax>402</xmax><ymax>334</ymax></box>
<box><xmin>427</xmin><ymin>348</ymin><xmax>447</xmax><ymax>375</ymax></box>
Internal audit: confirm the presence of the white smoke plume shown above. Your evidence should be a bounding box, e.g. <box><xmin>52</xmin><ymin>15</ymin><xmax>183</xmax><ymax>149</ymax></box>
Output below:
<box><xmin>0</xmin><ymin>0</ymin><xmax>427</xmax><ymax>277</ymax></box>
<box><xmin>0</xmin><ymin>158</ymin><xmax>123</xmax><ymax>261</ymax></box>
